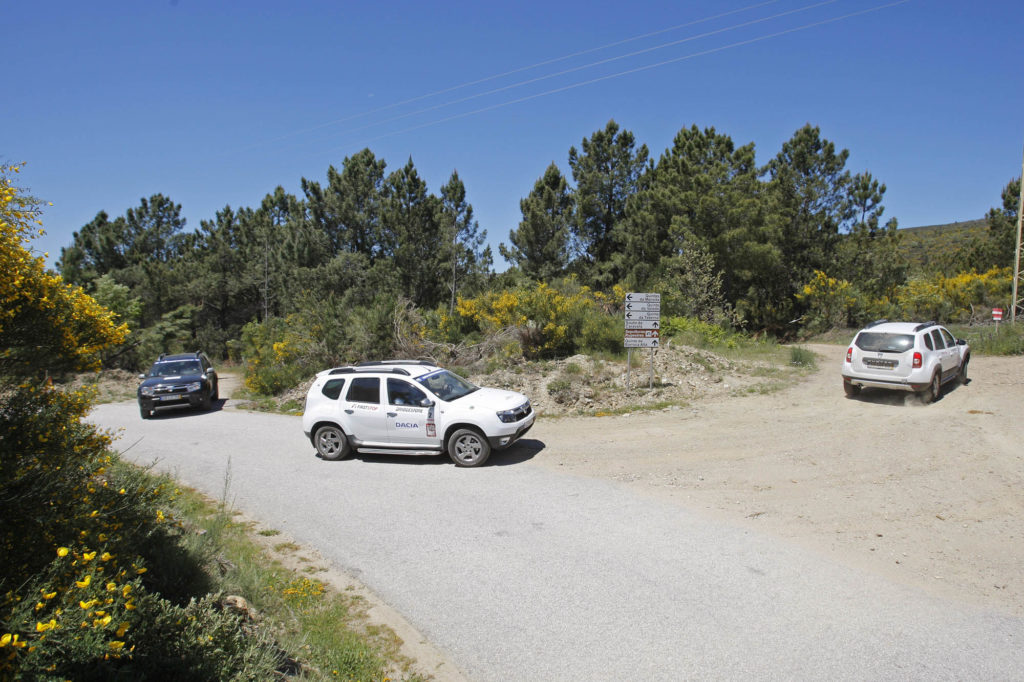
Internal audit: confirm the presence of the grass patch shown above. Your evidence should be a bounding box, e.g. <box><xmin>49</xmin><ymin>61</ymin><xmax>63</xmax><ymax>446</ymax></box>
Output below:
<box><xmin>788</xmin><ymin>345</ymin><xmax>817</xmax><ymax>368</ymax></box>
<box><xmin>166</xmin><ymin>481</ymin><xmax>428</xmax><ymax>681</ymax></box>
<box><xmin>949</xmin><ymin>322</ymin><xmax>1024</xmax><ymax>356</ymax></box>
<box><xmin>257</xmin><ymin>529</ymin><xmax>281</xmax><ymax>537</ymax></box>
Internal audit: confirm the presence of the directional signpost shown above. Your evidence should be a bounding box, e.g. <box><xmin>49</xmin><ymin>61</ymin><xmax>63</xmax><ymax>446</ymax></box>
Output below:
<box><xmin>624</xmin><ymin>293</ymin><xmax>660</xmax><ymax>388</ymax></box>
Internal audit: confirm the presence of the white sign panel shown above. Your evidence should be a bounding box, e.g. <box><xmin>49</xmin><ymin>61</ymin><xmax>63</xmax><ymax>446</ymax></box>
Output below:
<box><xmin>624</xmin><ymin>320</ymin><xmax>660</xmax><ymax>330</ymax></box>
<box><xmin>624</xmin><ymin>311</ymin><xmax>660</xmax><ymax>321</ymax></box>
<box><xmin>624</xmin><ymin>330</ymin><xmax>660</xmax><ymax>339</ymax></box>
<box><xmin>626</xmin><ymin>292</ymin><xmax>661</xmax><ymax>303</ymax></box>
<box><xmin>624</xmin><ymin>338</ymin><xmax>660</xmax><ymax>348</ymax></box>
<box><xmin>624</xmin><ymin>301</ymin><xmax>661</xmax><ymax>312</ymax></box>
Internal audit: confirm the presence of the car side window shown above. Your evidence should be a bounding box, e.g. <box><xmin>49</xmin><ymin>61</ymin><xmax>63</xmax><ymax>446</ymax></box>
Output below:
<box><xmin>346</xmin><ymin>377</ymin><xmax>380</xmax><ymax>404</ymax></box>
<box><xmin>930</xmin><ymin>329</ymin><xmax>945</xmax><ymax>350</ymax></box>
<box><xmin>940</xmin><ymin>329</ymin><xmax>956</xmax><ymax>347</ymax></box>
<box><xmin>321</xmin><ymin>378</ymin><xmax>346</xmax><ymax>400</ymax></box>
<box><xmin>387</xmin><ymin>378</ymin><xmax>428</xmax><ymax>406</ymax></box>
<box><xmin>923</xmin><ymin>334</ymin><xmax>934</xmax><ymax>351</ymax></box>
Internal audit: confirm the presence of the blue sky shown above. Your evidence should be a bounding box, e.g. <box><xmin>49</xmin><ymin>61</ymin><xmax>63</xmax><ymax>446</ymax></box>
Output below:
<box><xmin>7</xmin><ymin>0</ymin><xmax>1023</xmax><ymax>270</ymax></box>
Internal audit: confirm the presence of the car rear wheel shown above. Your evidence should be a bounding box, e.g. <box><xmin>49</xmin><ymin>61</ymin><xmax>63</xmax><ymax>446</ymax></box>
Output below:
<box><xmin>314</xmin><ymin>425</ymin><xmax>350</xmax><ymax>461</ymax></box>
<box><xmin>922</xmin><ymin>371</ymin><xmax>941</xmax><ymax>404</ymax></box>
<box><xmin>843</xmin><ymin>381</ymin><xmax>860</xmax><ymax>397</ymax></box>
<box><xmin>447</xmin><ymin>428</ymin><xmax>490</xmax><ymax>467</ymax></box>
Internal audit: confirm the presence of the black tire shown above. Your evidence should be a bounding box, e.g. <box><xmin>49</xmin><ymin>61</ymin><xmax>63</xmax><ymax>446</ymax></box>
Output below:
<box><xmin>200</xmin><ymin>389</ymin><xmax>212</xmax><ymax>411</ymax></box>
<box><xmin>922</xmin><ymin>371</ymin><xmax>941</xmax><ymax>404</ymax></box>
<box><xmin>211</xmin><ymin>379</ymin><xmax>219</xmax><ymax>401</ymax></box>
<box><xmin>140</xmin><ymin>405</ymin><xmax>152</xmax><ymax>419</ymax></box>
<box><xmin>843</xmin><ymin>381</ymin><xmax>860</xmax><ymax>397</ymax></box>
<box><xmin>314</xmin><ymin>424</ymin><xmax>351</xmax><ymax>461</ymax></box>
<box><xmin>447</xmin><ymin>428</ymin><xmax>491</xmax><ymax>467</ymax></box>
<box><xmin>958</xmin><ymin>356</ymin><xmax>969</xmax><ymax>385</ymax></box>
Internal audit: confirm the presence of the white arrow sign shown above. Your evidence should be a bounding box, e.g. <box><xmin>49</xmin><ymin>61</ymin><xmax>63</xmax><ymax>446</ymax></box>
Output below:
<box><xmin>626</xmin><ymin>292</ymin><xmax>661</xmax><ymax>303</ymax></box>
<box><xmin>624</xmin><ymin>311</ymin><xmax>660</xmax><ymax>321</ymax></box>
<box><xmin>624</xmin><ymin>301</ymin><xmax>661</xmax><ymax>312</ymax></box>
<box><xmin>624</xmin><ymin>338</ymin><xmax>660</xmax><ymax>348</ymax></box>
<box><xmin>624</xmin><ymin>320</ymin><xmax>660</xmax><ymax>330</ymax></box>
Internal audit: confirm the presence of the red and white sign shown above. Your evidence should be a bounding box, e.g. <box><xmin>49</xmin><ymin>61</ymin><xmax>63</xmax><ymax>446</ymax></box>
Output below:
<box><xmin>993</xmin><ymin>308</ymin><xmax>1004</xmax><ymax>321</ymax></box>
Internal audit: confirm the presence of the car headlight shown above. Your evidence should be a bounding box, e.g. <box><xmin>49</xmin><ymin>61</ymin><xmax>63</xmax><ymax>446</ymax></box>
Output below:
<box><xmin>497</xmin><ymin>404</ymin><xmax>528</xmax><ymax>423</ymax></box>
<box><xmin>140</xmin><ymin>386</ymin><xmax>154</xmax><ymax>397</ymax></box>
<box><xmin>187</xmin><ymin>382</ymin><xmax>201</xmax><ymax>393</ymax></box>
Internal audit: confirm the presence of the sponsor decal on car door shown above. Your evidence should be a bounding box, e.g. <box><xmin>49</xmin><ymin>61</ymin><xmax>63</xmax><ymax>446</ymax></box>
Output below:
<box><xmin>385</xmin><ymin>379</ymin><xmax>437</xmax><ymax>446</ymax></box>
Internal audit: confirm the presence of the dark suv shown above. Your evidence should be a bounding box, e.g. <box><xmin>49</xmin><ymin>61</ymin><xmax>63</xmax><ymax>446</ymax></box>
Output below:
<box><xmin>138</xmin><ymin>352</ymin><xmax>219</xmax><ymax>419</ymax></box>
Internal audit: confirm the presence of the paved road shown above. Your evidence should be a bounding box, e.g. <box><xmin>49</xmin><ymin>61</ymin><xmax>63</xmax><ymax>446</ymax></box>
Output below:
<box><xmin>91</xmin><ymin>401</ymin><xmax>1023</xmax><ymax>681</ymax></box>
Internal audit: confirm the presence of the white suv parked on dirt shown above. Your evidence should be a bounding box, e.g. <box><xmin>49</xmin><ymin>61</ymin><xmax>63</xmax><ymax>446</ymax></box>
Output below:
<box><xmin>302</xmin><ymin>361</ymin><xmax>535</xmax><ymax>467</ymax></box>
<box><xmin>842</xmin><ymin>320</ymin><xmax>970</xmax><ymax>402</ymax></box>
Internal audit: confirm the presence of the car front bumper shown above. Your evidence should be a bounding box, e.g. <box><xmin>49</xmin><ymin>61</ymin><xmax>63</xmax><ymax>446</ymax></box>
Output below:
<box><xmin>488</xmin><ymin>414</ymin><xmax>536</xmax><ymax>450</ymax></box>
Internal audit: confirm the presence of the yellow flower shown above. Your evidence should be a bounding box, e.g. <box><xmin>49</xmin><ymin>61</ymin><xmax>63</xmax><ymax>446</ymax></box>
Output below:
<box><xmin>42</xmin><ymin>591</ymin><xmax>56</xmax><ymax>600</ymax></box>
<box><xmin>82</xmin><ymin>551</ymin><xmax>97</xmax><ymax>562</ymax></box>
<box><xmin>80</xmin><ymin>599</ymin><xmax>99</xmax><ymax>610</ymax></box>
<box><xmin>116</xmin><ymin>622</ymin><xmax>129</xmax><ymax>637</ymax></box>
<box><xmin>75</xmin><ymin>575</ymin><xmax>91</xmax><ymax>588</ymax></box>
<box><xmin>57</xmin><ymin>547</ymin><xmax>69</xmax><ymax>557</ymax></box>
<box><xmin>0</xmin><ymin>633</ymin><xmax>11</xmax><ymax>647</ymax></box>
<box><xmin>35</xmin><ymin>620</ymin><xmax>57</xmax><ymax>633</ymax></box>
<box><xmin>108</xmin><ymin>641</ymin><xmax>125</xmax><ymax>650</ymax></box>
<box><xmin>106</xmin><ymin>582</ymin><xmax>117</xmax><ymax>593</ymax></box>
<box><xmin>100</xmin><ymin>552</ymin><xmax>114</xmax><ymax>562</ymax></box>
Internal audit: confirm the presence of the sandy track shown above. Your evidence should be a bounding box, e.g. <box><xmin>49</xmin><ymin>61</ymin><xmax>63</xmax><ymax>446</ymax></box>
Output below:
<box><xmin>529</xmin><ymin>344</ymin><xmax>1024</xmax><ymax>615</ymax></box>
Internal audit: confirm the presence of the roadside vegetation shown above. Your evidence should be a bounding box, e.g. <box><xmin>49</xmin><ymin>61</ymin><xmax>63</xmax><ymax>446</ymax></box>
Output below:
<box><xmin>1</xmin><ymin>166</ymin><xmax>424</xmax><ymax>680</ymax></box>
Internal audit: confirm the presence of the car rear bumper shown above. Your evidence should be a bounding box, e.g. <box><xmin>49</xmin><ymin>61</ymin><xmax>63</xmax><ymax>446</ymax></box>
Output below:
<box><xmin>842</xmin><ymin>374</ymin><xmax>929</xmax><ymax>392</ymax></box>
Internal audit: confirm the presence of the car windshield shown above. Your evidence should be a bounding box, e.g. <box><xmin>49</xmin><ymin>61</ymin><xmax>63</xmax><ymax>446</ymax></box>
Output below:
<box><xmin>415</xmin><ymin>369</ymin><xmax>479</xmax><ymax>401</ymax></box>
<box><xmin>149</xmin><ymin>360</ymin><xmax>202</xmax><ymax>377</ymax></box>
<box><xmin>855</xmin><ymin>332</ymin><xmax>915</xmax><ymax>353</ymax></box>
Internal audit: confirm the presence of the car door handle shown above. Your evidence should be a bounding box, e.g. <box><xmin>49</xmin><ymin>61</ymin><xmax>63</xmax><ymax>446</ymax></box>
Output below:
<box><xmin>387</xmin><ymin>412</ymin><xmax>397</xmax><ymax>418</ymax></box>
<box><xmin>344</xmin><ymin>409</ymin><xmax>354</xmax><ymax>414</ymax></box>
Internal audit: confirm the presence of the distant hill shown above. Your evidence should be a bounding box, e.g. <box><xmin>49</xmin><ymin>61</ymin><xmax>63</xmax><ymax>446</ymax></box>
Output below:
<box><xmin>898</xmin><ymin>218</ymin><xmax>988</xmax><ymax>270</ymax></box>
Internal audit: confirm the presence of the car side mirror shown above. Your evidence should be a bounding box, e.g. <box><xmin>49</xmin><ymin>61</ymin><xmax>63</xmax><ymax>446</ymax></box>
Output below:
<box><xmin>420</xmin><ymin>398</ymin><xmax>434</xmax><ymax>408</ymax></box>
<box><xmin>956</xmin><ymin>339</ymin><xmax>966</xmax><ymax>346</ymax></box>
<box><xmin>138</xmin><ymin>373</ymin><xmax>146</xmax><ymax>380</ymax></box>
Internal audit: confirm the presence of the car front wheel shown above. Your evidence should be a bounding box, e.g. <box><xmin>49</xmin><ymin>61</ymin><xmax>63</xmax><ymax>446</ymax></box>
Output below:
<box><xmin>314</xmin><ymin>425</ymin><xmax>350</xmax><ymax>461</ymax></box>
<box><xmin>959</xmin><ymin>357</ymin><xmax>969</xmax><ymax>385</ymax></box>
<box><xmin>447</xmin><ymin>428</ymin><xmax>491</xmax><ymax>467</ymax></box>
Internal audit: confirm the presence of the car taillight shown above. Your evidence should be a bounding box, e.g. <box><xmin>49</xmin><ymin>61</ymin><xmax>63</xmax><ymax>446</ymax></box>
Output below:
<box><xmin>845</xmin><ymin>347</ymin><xmax>852</xmax><ymax>363</ymax></box>
<box><xmin>913</xmin><ymin>352</ymin><xmax>922</xmax><ymax>368</ymax></box>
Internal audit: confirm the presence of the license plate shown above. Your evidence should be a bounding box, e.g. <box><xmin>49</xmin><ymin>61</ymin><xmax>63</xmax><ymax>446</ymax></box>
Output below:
<box><xmin>158</xmin><ymin>395</ymin><xmax>181</xmax><ymax>401</ymax></box>
<box><xmin>864</xmin><ymin>359</ymin><xmax>896</xmax><ymax>369</ymax></box>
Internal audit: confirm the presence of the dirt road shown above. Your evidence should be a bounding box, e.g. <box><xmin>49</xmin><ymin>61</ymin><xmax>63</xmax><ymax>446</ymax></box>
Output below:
<box><xmin>530</xmin><ymin>344</ymin><xmax>1024</xmax><ymax>615</ymax></box>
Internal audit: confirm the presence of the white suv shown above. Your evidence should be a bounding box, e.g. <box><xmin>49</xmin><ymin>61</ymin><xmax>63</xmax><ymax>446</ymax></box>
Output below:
<box><xmin>302</xmin><ymin>361</ymin><xmax>535</xmax><ymax>467</ymax></box>
<box><xmin>842</xmin><ymin>321</ymin><xmax>969</xmax><ymax>402</ymax></box>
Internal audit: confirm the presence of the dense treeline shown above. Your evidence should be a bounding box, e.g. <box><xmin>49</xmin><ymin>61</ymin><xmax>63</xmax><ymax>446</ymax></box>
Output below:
<box><xmin>57</xmin><ymin>121</ymin><xmax>1018</xmax><ymax>371</ymax></box>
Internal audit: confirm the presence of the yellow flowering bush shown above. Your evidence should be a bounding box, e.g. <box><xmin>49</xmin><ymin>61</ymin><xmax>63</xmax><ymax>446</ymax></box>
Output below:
<box><xmin>893</xmin><ymin>267</ymin><xmax>1012</xmax><ymax>322</ymax></box>
<box><xmin>448</xmin><ymin>280</ymin><xmax>622</xmax><ymax>358</ymax></box>
<box><xmin>0</xmin><ymin>165</ymin><xmax>128</xmax><ymax>378</ymax></box>
<box><xmin>795</xmin><ymin>270</ymin><xmax>859</xmax><ymax>331</ymax></box>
